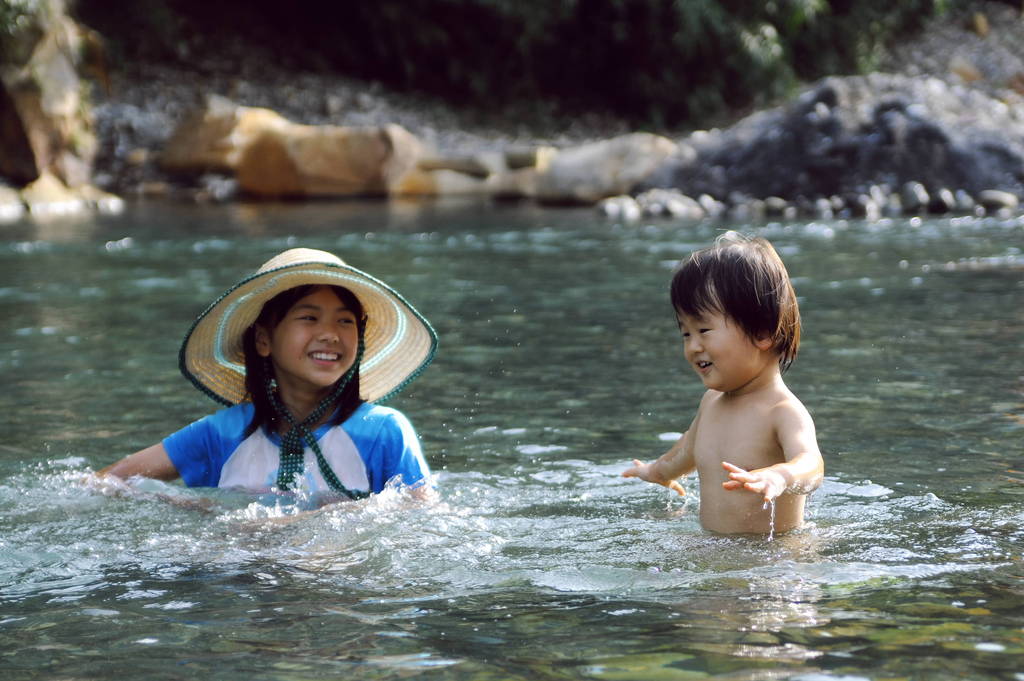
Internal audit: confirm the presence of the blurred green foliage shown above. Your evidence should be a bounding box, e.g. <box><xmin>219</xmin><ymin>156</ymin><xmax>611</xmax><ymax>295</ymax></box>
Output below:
<box><xmin>0</xmin><ymin>0</ymin><xmax>43</xmax><ymax>62</ymax></box>
<box><xmin>73</xmin><ymin>0</ymin><xmax>956</xmax><ymax>127</ymax></box>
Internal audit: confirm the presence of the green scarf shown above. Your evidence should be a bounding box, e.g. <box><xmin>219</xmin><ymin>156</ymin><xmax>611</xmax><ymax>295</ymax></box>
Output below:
<box><xmin>267</xmin><ymin>333</ymin><xmax>368</xmax><ymax>500</ymax></box>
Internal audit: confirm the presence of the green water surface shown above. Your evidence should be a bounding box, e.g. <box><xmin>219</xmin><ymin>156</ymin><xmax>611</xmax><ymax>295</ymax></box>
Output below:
<box><xmin>1</xmin><ymin>200</ymin><xmax>1022</xmax><ymax>680</ymax></box>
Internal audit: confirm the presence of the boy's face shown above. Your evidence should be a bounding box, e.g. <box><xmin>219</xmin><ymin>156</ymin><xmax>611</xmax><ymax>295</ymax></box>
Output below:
<box><xmin>676</xmin><ymin>309</ymin><xmax>775</xmax><ymax>396</ymax></box>
<box><xmin>255</xmin><ymin>286</ymin><xmax>360</xmax><ymax>399</ymax></box>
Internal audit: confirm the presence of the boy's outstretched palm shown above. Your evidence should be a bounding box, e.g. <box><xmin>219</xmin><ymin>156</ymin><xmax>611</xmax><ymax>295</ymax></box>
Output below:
<box><xmin>623</xmin><ymin>459</ymin><xmax>686</xmax><ymax>496</ymax></box>
<box><xmin>721</xmin><ymin>461</ymin><xmax>787</xmax><ymax>503</ymax></box>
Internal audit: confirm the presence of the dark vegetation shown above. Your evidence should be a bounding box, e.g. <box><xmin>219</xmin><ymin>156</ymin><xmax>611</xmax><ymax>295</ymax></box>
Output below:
<box><xmin>69</xmin><ymin>0</ymin><xmax>971</xmax><ymax>129</ymax></box>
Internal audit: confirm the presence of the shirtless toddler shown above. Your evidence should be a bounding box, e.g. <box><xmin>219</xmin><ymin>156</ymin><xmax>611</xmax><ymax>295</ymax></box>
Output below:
<box><xmin>622</xmin><ymin>232</ymin><xmax>823</xmax><ymax>534</ymax></box>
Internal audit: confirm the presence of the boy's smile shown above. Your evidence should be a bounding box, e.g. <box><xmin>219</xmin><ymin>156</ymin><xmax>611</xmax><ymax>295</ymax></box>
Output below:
<box><xmin>677</xmin><ymin>310</ymin><xmax>776</xmax><ymax>395</ymax></box>
<box><xmin>256</xmin><ymin>286</ymin><xmax>360</xmax><ymax>403</ymax></box>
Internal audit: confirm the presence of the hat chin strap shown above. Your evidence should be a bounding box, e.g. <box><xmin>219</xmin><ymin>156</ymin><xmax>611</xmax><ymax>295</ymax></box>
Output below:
<box><xmin>268</xmin><ymin>331</ymin><xmax>368</xmax><ymax>500</ymax></box>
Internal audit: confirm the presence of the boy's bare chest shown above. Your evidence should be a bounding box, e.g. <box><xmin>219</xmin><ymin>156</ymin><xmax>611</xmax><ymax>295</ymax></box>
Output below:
<box><xmin>691</xmin><ymin>399</ymin><xmax>781</xmax><ymax>473</ymax></box>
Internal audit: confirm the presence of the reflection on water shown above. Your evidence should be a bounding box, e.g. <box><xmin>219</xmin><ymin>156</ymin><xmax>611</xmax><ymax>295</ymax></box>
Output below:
<box><xmin>1</xmin><ymin>200</ymin><xmax>1023</xmax><ymax>680</ymax></box>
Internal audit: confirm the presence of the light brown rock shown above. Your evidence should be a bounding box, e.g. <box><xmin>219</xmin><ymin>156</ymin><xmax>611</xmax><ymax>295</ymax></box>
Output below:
<box><xmin>236</xmin><ymin>122</ymin><xmax>423</xmax><ymax>198</ymax></box>
<box><xmin>0</xmin><ymin>0</ymin><xmax>96</xmax><ymax>187</ymax></box>
<box><xmin>392</xmin><ymin>168</ymin><xmax>491</xmax><ymax>196</ymax></box>
<box><xmin>534</xmin><ymin>133</ymin><xmax>678</xmax><ymax>204</ymax></box>
<box><xmin>159</xmin><ymin>95</ymin><xmax>290</xmax><ymax>173</ymax></box>
<box><xmin>20</xmin><ymin>170</ymin><xmax>85</xmax><ymax>213</ymax></box>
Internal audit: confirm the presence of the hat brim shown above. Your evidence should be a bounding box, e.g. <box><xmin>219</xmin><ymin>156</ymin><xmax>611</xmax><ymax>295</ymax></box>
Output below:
<box><xmin>179</xmin><ymin>259</ymin><xmax>437</xmax><ymax>405</ymax></box>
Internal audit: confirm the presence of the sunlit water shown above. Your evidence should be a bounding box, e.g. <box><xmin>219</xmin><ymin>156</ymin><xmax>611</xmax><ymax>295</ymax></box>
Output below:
<box><xmin>2</xmin><ymin>200</ymin><xmax>1023</xmax><ymax>680</ymax></box>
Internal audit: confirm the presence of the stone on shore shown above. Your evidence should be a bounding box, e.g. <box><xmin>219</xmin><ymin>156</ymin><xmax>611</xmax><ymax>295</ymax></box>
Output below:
<box><xmin>393</xmin><ymin>167</ymin><xmax>493</xmax><ymax>196</ymax></box>
<box><xmin>236</xmin><ymin>122</ymin><xmax>423</xmax><ymax>198</ymax></box>
<box><xmin>647</xmin><ymin>73</ymin><xmax>1024</xmax><ymax>207</ymax></box>
<box><xmin>20</xmin><ymin>171</ymin><xmax>86</xmax><ymax>214</ymax></box>
<box><xmin>0</xmin><ymin>0</ymin><xmax>98</xmax><ymax>189</ymax></box>
<box><xmin>0</xmin><ymin>184</ymin><xmax>26</xmax><ymax>223</ymax></box>
<box><xmin>535</xmin><ymin>133</ymin><xmax>678</xmax><ymax>204</ymax></box>
<box><xmin>977</xmin><ymin>188</ymin><xmax>1019</xmax><ymax>210</ymax></box>
<box><xmin>159</xmin><ymin>95</ymin><xmax>291</xmax><ymax>174</ymax></box>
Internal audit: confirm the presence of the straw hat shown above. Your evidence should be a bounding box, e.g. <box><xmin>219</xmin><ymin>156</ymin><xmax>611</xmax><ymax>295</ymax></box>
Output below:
<box><xmin>179</xmin><ymin>248</ymin><xmax>437</xmax><ymax>405</ymax></box>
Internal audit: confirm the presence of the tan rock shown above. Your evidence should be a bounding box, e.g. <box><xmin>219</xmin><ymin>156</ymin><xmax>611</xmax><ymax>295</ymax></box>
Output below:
<box><xmin>21</xmin><ymin>170</ymin><xmax>85</xmax><ymax>214</ymax></box>
<box><xmin>236</xmin><ymin>122</ymin><xmax>423</xmax><ymax>198</ymax></box>
<box><xmin>971</xmin><ymin>12</ymin><xmax>989</xmax><ymax>38</ymax></box>
<box><xmin>0</xmin><ymin>0</ymin><xmax>96</xmax><ymax>187</ymax></box>
<box><xmin>416</xmin><ymin>150</ymin><xmax>509</xmax><ymax>178</ymax></box>
<box><xmin>950</xmin><ymin>54</ymin><xmax>983</xmax><ymax>83</ymax></box>
<box><xmin>393</xmin><ymin>168</ymin><xmax>492</xmax><ymax>196</ymax></box>
<box><xmin>77</xmin><ymin>184</ymin><xmax>125</xmax><ymax>213</ymax></box>
<box><xmin>488</xmin><ymin>167</ymin><xmax>538</xmax><ymax>199</ymax></box>
<box><xmin>535</xmin><ymin>133</ymin><xmax>678</xmax><ymax>204</ymax></box>
<box><xmin>506</xmin><ymin>146</ymin><xmax>557</xmax><ymax>170</ymax></box>
<box><xmin>1009</xmin><ymin>72</ymin><xmax>1024</xmax><ymax>96</ymax></box>
<box><xmin>160</xmin><ymin>95</ymin><xmax>290</xmax><ymax>173</ymax></box>
<box><xmin>138</xmin><ymin>181</ymin><xmax>171</xmax><ymax>197</ymax></box>
<box><xmin>416</xmin><ymin>157</ymin><xmax>492</xmax><ymax>178</ymax></box>
<box><xmin>0</xmin><ymin>184</ymin><xmax>26</xmax><ymax>222</ymax></box>
<box><xmin>126</xmin><ymin>148</ymin><xmax>150</xmax><ymax>166</ymax></box>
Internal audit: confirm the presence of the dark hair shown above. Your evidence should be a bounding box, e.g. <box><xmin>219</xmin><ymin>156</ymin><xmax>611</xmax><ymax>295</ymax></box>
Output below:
<box><xmin>670</xmin><ymin>233</ymin><xmax>801</xmax><ymax>372</ymax></box>
<box><xmin>242</xmin><ymin>284</ymin><xmax>365</xmax><ymax>435</ymax></box>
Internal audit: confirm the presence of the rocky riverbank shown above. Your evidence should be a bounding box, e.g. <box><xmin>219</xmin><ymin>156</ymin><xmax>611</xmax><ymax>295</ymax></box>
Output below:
<box><xmin>3</xmin><ymin>1</ymin><xmax>1024</xmax><ymax>222</ymax></box>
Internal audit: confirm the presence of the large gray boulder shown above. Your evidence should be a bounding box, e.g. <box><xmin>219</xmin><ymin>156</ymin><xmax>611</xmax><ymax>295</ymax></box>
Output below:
<box><xmin>647</xmin><ymin>73</ymin><xmax>1024</xmax><ymax>202</ymax></box>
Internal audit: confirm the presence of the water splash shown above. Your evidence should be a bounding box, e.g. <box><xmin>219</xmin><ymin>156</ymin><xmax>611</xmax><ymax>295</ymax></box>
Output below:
<box><xmin>761</xmin><ymin>498</ymin><xmax>777</xmax><ymax>542</ymax></box>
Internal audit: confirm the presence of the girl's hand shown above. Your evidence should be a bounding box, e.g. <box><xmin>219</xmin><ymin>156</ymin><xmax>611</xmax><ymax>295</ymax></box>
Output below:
<box><xmin>623</xmin><ymin>459</ymin><xmax>686</xmax><ymax>496</ymax></box>
<box><xmin>721</xmin><ymin>461</ymin><xmax>787</xmax><ymax>503</ymax></box>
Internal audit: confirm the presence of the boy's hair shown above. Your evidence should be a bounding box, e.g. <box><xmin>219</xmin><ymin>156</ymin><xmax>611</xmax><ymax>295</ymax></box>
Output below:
<box><xmin>670</xmin><ymin>232</ymin><xmax>801</xmax><ymax>372</ymax></box>
<box><xmin>241</xmin><ymin>284</ymin><xmax>365</xmax><ymax>435</ymax></box>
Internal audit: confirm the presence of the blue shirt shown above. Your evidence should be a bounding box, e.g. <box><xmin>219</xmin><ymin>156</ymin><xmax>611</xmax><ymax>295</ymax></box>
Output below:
<box><xmin>163</xmin><ymin>402</ymin><xmax>430</xmax><ymax>503</ymax></box>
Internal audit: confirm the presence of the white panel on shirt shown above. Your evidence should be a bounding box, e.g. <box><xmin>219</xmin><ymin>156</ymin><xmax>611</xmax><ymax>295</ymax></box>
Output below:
<box><xmin>218</xmin><ymin>426</ymin><xmax>370</xmax><ymax>495</ymax></box>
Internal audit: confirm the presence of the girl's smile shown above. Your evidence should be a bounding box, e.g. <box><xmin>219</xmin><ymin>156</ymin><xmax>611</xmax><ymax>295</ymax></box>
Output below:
<box><xmin>255</xmin><ymin>286</ymin><xmax>360</xmax><ymax>404</ymax></box>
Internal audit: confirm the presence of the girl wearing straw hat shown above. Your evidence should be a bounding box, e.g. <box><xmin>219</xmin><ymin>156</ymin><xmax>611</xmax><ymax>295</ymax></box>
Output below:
<box><xmin>99</xmin><ymin>248</ymin><xmax>438</xmax><ymax>506</ymax></box>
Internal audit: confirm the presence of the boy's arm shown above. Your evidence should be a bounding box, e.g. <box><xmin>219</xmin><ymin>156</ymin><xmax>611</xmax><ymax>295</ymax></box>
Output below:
<box><xmin>97</xmin><ymin>443</ymin><xmax>181</xmax><ymax>481</ymax></box>
<box><xmin>622</xmin><ymin>425</ymin><xmax>697</xmax><ymax>496</ymax></box>
<box><xmin>722</xmin><ymin>400</ymin><xmax>823</xmax><ymax>502</ymax></box>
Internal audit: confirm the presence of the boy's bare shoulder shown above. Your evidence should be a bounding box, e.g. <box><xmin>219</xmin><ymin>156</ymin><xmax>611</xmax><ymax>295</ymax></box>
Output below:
<box><xmin>768</xmin><ymin>385</ymin><xmax>814</xmax><ymax>419</ymax></box>
<box><xmin>766</xmin><ymin>385</ymin><xmax>818</xmax><ymax>444</ymax></box>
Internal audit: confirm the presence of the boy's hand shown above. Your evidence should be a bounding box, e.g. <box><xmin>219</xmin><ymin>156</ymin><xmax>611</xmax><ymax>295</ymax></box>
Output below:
<box><xmin>721</xmin><ymin>461</ymin><xmax>787</xmax><ymax>503</ymax></box>
<box><xmin>623</xmin><ymin>459</ymin><xmax>686</xmax><ymax>496</ymax></box>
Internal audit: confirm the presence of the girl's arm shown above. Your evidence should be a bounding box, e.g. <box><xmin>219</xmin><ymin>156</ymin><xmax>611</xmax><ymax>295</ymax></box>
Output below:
<box><xmin>98</xmin><ymin>443</ymin><xmax>181</xmax><ymax>481</ymax></box>
<box><xmin>622</xmin><ymin>423</ymin><xmax>697</xmax><ymax>496</ymax></box>
<box><xmin>722</xmin><ymin>399</ymin><xmax>823</xmax><ymax>502</ymax></box>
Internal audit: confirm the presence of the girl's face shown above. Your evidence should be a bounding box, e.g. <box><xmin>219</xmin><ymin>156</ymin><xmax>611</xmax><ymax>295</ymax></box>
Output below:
<box><xmin>676</xmin><ymin>308</ymin><xmax>776</xmax><ymax>396</ymax></box>
<box><xmin>255</xmin><ymin>286</ymin><xmax>360</xmax><ymax>400</ymax></box>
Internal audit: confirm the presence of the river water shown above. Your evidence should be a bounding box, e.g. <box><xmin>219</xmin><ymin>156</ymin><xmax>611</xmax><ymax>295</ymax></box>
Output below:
<box><xmin>1</xmin><ymin>200</ymin><xmax>1023</xmax><ymax>680</ymax></box>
